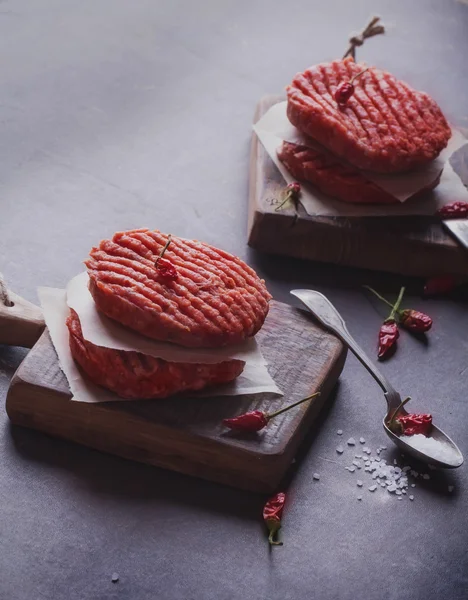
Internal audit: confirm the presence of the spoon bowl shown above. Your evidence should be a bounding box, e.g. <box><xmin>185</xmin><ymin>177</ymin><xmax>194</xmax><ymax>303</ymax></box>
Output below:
<box><xmin>383</xmin><ymin>418</ymin><xmax>463</xmax><ymax>468</ymax></box>
<box><xmin>291</xmin><ymin>289</ymin><xmax>464</xmax><ymax>469</ymax></box>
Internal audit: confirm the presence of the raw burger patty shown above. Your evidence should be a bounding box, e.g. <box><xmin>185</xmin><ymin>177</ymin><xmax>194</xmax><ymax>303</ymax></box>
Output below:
<box><xmin>287</xmin><ymin>57</ymin><xmax>451</xmax><ymax>173</ymax></box>
<box><xmin>86</xmin><ymin>229</ymin><xmax>271</xmax><ymax>348</ymax></box>
<box><xmin>67</xmin><ymin>310</ymin><xmax>245</xmax><ymax>399</ymax></box>
<box><xmin>278</xmin><ymin>141</ymin><xmax>398</xmax><ymax>204</ymax></box>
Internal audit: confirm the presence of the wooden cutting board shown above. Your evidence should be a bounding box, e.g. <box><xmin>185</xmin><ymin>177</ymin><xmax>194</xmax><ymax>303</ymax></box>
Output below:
<box><xmin>5</xmin><ymin>299</ymin><xmax>346</xmax><ymax>494</ymax></box>
<box><xmin>248</xmin><ymin>95</ymin><xmax>468</xmax><ymax>277</ymax></box>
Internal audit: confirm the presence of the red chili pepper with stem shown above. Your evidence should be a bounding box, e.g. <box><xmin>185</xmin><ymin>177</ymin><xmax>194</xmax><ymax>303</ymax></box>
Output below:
<box><xmin>376</xmin><ymin>286</ymin><xmax>405</xmax><ymax>359</ymax></box>
<box><xmin>334</xmin><ymin>68</ymin><xmax>368</xmax><ymax>105</ymax></box>
<box><xmin>155</xmin><ymin>234</ymin><xmax>178</xmax><ymax>281</ymax></box>
<box><xmin>423</xmin><ymin>275</ymin><xmax>457</xmax><ymax>297</ymax></box>
<box><xmin>387</xmin><ymin>397</ymin><xmax>433</xmax><ymax>437</ymax></box>
<box><xmin>436</xmin><ymin>201</ymin><xmax>468</xmax><ymax>219</ymax></box>
<box><xmin>263</xmin><ymin>492</ymin><xmax>286</xmax><ymax>546</ymax></box>
<box><xmin>364</xmin><ymin>286</ymin><xmax>432</xmax><ymax>333</ymax></box>
<box><xmin>222</xmin><ymin>392</ymin><xmax>320</xmax><ymax>432</ymax></box>
<box><xmin>275</xmin><ymin>181</ymin><xmax>301</xmax><ymax>212</ymax></box>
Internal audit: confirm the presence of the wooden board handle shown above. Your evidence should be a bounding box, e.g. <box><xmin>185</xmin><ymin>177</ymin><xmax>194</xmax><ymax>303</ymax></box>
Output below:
<box><xmin>0</xmin><ymin>284</ymin><xmax>45</xmax><ymax>349</ymax></box>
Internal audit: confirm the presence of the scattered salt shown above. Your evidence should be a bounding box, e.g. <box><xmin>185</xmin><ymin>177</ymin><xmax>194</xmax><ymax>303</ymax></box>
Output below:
<box><xmin>357</xmin><ymin>480</ymin><xmax>363</xmax><ymax>487</ymax></box>
<box><xmin>111</xmin><ymin>573</ymin><xmax>119</xmax><ymax>583</ymax></box>
<box><xmin>347</xmin><ymin>438</ymin><xmax>356</xmax><ymax>446</ymax></box>
<box><xmin>359</xmin><ymin>437</ymin><xmax>366</xmax><ymax>444</ymax></box>
<box><xmin>354</xmin><ymin>455</ymin><xmax>362</xmax><ymax>459</ymax></box>
<box><xmin>397</xmin><ymin>497</ymin><xmax>403</xmax><ymax>500</ymax></box>
<box><xmin>346</xmin><ymin>466</ymin><xmax>356</xmax><ymax>473</ymax></box>
<box><xmin>337</xmin><ymin>430</ymin><xmax>343</xmax><ymax>435</ymax></box>
<box><xmin>394</xmin><ymin>459</ymin><xmax>397</xmax><ymax>465</ymax></box>
<box><xmin>357</xmin><ymin>496</ymin><xmax>362</xmax><ymax>501</ymax></box>
<box><xmin>409</xmin><ymin>495</ymin><xmax>414</xmax><ymax>501</ymax></box>
<box><xmin>352</xmin><ymin>460</ymin><xmax>361</xmax><ymax>468</ymax></box>
<box><xmin>336</xmin><ymin>445</ymin><xmax>344</xmax><ymax>454</ymax></box>
<box><xmin>313</xmin><ymin>473</ymin><xmax>320</xmax><ymax>480</ymax></box>
<box><xmin>368</xmin><ymin>485</ymin><xmax>377</xmax><ymax>492</ymax></box>
<box><xmin>411</xmin><ymin>484</ymin><xmax>416</xmax><ymax>488</ymax></box>
<box><xmin>422</xmin><ymin>474</ymin><xmax>430</xmax><ymax>480</ymax></box>
<box><xmin>400</xmin><ymin>434</ymin><xmax>462</xmax><ymax>465</ymax></box>
<box><xmin>448</xmin><ymin>485</ymin><xmax>454</xmax><ymax>493</ymax></box>
<box><xmin>396</xmin><ymin>490</ymin><xmax>402</xmax><ymax>496</ymax></box>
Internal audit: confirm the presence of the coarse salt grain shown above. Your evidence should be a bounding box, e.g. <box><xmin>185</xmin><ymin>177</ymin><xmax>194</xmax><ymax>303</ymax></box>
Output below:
<box><xmin>357</xmin><ymin>496</ymin><xmax>362</xmax><ymax>501</ymax></box>
<box><xmin>359</xmin><ymin>437</ymin><xmax>366</xmax><ymax>444</ymax></box>
<box><xmin>448</xmin><ymin>486</ymin><xmax>454</xmax><ymax>493</ymax></box>
<box><xmin>357</xmin><ymin>480</ymin><xmax>363</xmax><ymax>487</ymax></box>
<box><xmin>347</xmin><ymin>438</ymin><xmax>356</xmax><ymax>446</ymax></box>
<box><xmin>409</xmin><ymin>495</ymin><xmax>414</xmax><ymax>501</ymax></box>
<box><xmin>368</xmin><ymin>485</ymin><xmax>377</xmax><ymax>492</ymax></box>
<box><xmin>352</xmin><ymin>460</ymin><xmax>361</xmax><ymax>468</ymax></box>
<box><xmin>411</xmin><ymin>484</ymin><xmax>416</xmax><ymax>488</ymax></box>
<box><xmin>346</xmin><ymin>466</ymin><xmax>356</xmax><ymax>473</ymax></box>
<box><xmin>422</xmin><ymin>474</ymin><xmax>430</xmax><ymax>480</ymax></box>
<box><xmin>313</xmin><ymin>473</ymin><xmax>320</xmax><ymax>480</ymax></box>
<box><xmin>400</xmin><ymin>434</ymin><xmax>461</xmax><ymax>465</ymax></box>
<box><xmin>337</xmin><ymin>430</ymin><xmax>343</xmax><ymax>435</ymax></box>
<box><xmin>336</xmin><ymin>445</ymin><xmax>344</xmax><ymax>454</ymax></box>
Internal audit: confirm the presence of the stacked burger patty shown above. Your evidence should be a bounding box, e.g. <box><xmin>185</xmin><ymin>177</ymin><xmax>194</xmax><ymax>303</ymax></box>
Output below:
<box><xmin>278</xmin><ymin>57</ymin><xmax>451</xmax><ymax>204</ymax></box>
<box><xmin>67</xmin><ymin>229</ymin><xmax>271</xmax><ymax>399</ymax></box>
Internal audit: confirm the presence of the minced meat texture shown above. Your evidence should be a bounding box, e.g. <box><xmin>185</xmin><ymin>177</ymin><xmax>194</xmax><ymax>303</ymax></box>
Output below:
<box><xmin>67</xmin><ymin>309</ymin><xmax>245</xmax><ymax>399</ymax></box>
<box><xmin>286</xmin><ymin>57</ymin><xmax>451</xmax><ymax>173</ymax></box>
<box><xmin>85</xmin><ymin>229</ymin><xmax>271</xmax><ymax>348</ymax></box>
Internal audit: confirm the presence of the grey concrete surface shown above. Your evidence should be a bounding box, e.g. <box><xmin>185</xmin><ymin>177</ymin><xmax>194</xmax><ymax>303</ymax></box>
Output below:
<box><xmin>0</xmin><ymin>1</ymin><xmax>467</xmax><ymax>599</ymax></box>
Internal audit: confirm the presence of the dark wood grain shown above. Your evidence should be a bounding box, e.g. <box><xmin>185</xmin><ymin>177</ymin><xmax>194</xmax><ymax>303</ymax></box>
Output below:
<box><xmin>6</xmin><ymin>300</ymin><xmax>346</xmax><ymax>493</ymax></box>
<box><xmin>248</xmin><ymin>95</ymin><xmax>468</xmax><ymax>277</ymax></box>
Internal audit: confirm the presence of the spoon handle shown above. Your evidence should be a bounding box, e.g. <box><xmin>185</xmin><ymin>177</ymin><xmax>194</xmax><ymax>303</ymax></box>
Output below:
<box><xmin>291</xmin><ymin>290</ymin><xmax>400</xmax><ymax>406</ymax></box>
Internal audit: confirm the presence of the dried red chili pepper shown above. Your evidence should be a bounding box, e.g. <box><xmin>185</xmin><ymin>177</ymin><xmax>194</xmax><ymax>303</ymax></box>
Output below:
<box><xmin>378</xmin><ymin>321</ymin><xmax>399</xmax><ymax>359</ymax></box>
<box><xmin>436</xmin><ymin>201</ymin><xmax>468</xmax><ymax>219</ymax></box>
<box><xmin>364</xmin><ymin>286</ymin><xmax>432</xmax><ymax>334</ymax></box>
<box><xmin>399</xmin><ymin>309</ymin><xmax>432</xmax><ymax>333</ymax></box>
<box><xmin>376</xmin><ymin>286</ymin><xmax>404</xmax><ymax>360</ymax></box>
<box><xmin>222</xmin><ymin>392</ymin><xmax>320</xmax><ymax>432</ymax></box>
<box><xmin>263</xmin><ymin>492</ymin><xmax>286</xmax><ymax>546</ymax></box>
<box><xmin>155</xmin><ymin>234</ymin><xmax>178</xmax><ymax>281</ymax></box>
<box><xmin>334</xmin><ymin>68</ymin><xmax>368</xmax><ymax>105</ymax></box>
<box><xmin>423</xmin><ymin>275</ymin><xmax>457</xmax><ymax>297</ymax></box>
<box><xmin>275</xmin><ymin>181</ymin><xmax>301</xmax><ymax>212</ymax></box>
<box><xmin>387</xmin><ymin>397</ymin><xmax>432</xmax><ymax>437</ymax></box>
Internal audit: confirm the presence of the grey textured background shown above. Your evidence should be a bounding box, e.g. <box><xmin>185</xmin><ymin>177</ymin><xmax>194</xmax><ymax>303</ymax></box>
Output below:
<box><xmin>0</xmin><ymin>1</ymin><xmax>467</xmax><ymax>599</ymax></box>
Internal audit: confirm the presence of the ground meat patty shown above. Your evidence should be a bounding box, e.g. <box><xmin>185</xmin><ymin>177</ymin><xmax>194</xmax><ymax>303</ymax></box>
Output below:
<box><xmin>67</xmin><ymin>310</ymin><xmax>245</xmax><ymax>399</ymax></box>
<box><xmin>278</xmin><ymin>141</ymin><xmax>399</xmax><ymax>204</ymax></box>
<box><xmin>85</xmin><ymin>229</ymin><xmax>271</xmax><ymax>348</ymax></box>
<box><xmin>286</xmin><ymin>57</ymin><xmax>451</xmax><ymax>173</ymax></box>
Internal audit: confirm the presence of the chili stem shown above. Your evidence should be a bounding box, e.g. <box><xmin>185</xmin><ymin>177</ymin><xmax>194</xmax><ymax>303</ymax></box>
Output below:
<box><xmin>268</xmin><ymin>529</ymin><xmax>283</xmax><ymax>546</ymax></box>
<box><xmin>267</xmin><ymin>392</ymin><xmax>320</xmax><ymax>420</ymax></box>
<box><xmin>388</xmin><ymin>396</ymin><xmax>411</xmax><ymax>428</ymax></box>
<box><xmin>155</xmin><ymin>234</ymin><xmax>172</xmax><ymax>266</ymax></box>
<box><xmin>388</xmin><ymin>286</ymin><xmax>405</xmax><ymax>321</ymax></box>
<box><xmin>275</xmin><ymin>190</ymin><xmax>293</xmax><ymax>212</ymax></box>
<box><xmin>350</xmin><ymin>68</ymin><xmax>368</xmax><ymax>84</ymax></box>
<box><xmin>363</xmin><ymin>285</ymin><xmax>395</xmax><ymax>310</ymax></box>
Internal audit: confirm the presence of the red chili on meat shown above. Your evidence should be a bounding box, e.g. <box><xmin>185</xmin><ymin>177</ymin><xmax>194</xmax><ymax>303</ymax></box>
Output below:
<box><xmin>334</xmin><ymin>68</ymin><xmax>368</xmax><ymax>105</ymax></box>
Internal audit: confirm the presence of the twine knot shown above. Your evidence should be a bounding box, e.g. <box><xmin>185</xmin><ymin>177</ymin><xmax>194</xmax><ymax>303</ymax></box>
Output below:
<box><xmin>343</xmin><ymin>16</ymin><xmax>385</xmax><ymax>60</ymax></box>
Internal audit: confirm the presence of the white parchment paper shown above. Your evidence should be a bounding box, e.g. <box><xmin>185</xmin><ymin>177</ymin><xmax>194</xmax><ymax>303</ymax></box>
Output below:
<box><xmin>254</xmin><ymin>102</ymin><xmax>468</xmax><ymax>217</ymax></box>
<box><xmin>38</xmin><ymin>285</ymin><xmax>282</xmax><ymax>403</ymax></box>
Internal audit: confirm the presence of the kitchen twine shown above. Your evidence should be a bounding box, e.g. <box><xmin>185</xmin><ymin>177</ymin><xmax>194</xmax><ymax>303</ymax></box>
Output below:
<box><xmin>0</xmin><ymin>273</ymin><xmax>13</xmax><ymax>307</ymax></box>
<box><xmin>343</xmin><ymin>16</ymin><xmax>385</xmax><ymax>60</ymax></box>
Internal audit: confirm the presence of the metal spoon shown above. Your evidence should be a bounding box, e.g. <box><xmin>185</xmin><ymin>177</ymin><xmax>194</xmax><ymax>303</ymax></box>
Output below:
<box><xmin>291</xmin><ymin>289</ymin><xmax>463</xmax><ymax>468</ymax></box>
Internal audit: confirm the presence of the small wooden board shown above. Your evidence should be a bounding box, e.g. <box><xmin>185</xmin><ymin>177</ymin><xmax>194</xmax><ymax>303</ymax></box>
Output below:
<box><xmin>6</xmin><ymin>300</ymin><xmax>346</xmax><ymax>493</ymax></box>
<box><xmin>248</xmin><ymin>95</ymin><xmax>468</xmax><ymax>277</ymax></box>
